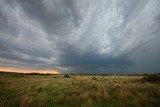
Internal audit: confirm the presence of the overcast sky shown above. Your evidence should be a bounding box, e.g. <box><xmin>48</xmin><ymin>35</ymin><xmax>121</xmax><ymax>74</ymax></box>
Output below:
<box><xmin>0</xmin><ymin>0</ymin><xmax>160</xmax><ymax>74</ymax></box>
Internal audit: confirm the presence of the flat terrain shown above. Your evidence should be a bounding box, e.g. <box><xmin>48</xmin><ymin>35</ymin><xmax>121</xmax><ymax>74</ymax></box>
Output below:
<box><xmin>0</xmin><ymin>72</ymin><xmax>160</xmax><ymax>107</ymax></box>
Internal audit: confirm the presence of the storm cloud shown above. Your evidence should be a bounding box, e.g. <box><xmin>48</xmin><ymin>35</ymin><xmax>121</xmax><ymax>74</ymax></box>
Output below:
<box><xmin>0</xmin><ymin>0</ymin><xmax>160</xmax><ymax>73</ymax></box>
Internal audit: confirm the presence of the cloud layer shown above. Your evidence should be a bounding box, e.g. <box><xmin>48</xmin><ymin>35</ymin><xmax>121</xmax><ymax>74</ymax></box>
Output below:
<box><xmin>0</xmin><ymin>0</ymin><xmax>160</xmax><ymax>73</ymax></box>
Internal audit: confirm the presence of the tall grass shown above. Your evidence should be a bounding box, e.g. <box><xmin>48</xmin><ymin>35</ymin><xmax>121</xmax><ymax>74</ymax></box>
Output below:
<box><xmin>0</xmin><ymin>72</ymin><xmax>160</xmax><ymax>107</ymax></box>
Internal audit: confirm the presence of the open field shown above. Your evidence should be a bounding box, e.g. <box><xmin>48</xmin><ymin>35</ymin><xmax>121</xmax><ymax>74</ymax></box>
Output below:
<box><xmin>0</xmin><ymin>72</ymin><xmax>160</xmax><ymax>107</ymax></box>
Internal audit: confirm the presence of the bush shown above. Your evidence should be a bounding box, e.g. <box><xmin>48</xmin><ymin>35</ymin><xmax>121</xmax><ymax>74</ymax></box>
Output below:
<box><xmin>143</xmin><ymin>74</ymin><xmax>160</xmax><ymax>83</ymax></box>
<box><xmin>92</xmin><ymin>76</ymin><xmax>97</xmax><ymax>80</ymax></box>
<box><xmin>63</xmin><ymin>74</ymin><xmax>71</xmax><ymax>78</ymax></box>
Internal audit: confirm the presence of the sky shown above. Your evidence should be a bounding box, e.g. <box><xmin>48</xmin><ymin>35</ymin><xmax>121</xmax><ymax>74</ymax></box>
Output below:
<box><xmin>0</xmin><ymin>0</ymin><xmax>160</xmax><ymax>74</ymax></box>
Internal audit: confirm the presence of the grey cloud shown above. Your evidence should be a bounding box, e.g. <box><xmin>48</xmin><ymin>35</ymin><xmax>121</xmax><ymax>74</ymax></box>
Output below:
<box><xmin>15</xmin><ymin>0</ymin><xmax>81</xmax><ymax>36</ymax></box>
<box><xmin>57</xmin><ymin>43</ymin><xmax>132</xmax><ymax>66</ymax></box>
<box><xmin>0</xmin><ymin>0</ymin><xmax>160</xmax><ymax>73</ymax></box>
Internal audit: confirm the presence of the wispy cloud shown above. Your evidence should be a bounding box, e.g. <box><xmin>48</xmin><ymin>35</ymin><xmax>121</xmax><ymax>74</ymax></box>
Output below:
<box><xmin>0</xmin><ymin>0</ymin><xmax>160</xmax><ymax>73</ymax></box>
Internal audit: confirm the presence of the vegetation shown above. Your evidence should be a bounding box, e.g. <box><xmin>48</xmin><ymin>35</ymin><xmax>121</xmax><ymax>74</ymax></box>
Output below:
<box><xmin>143</xmin><ymin>74</ymin><xmax>160</xmax><ymax>83</ymax></box>
<box><xmin>63</xmin><ymin>74</ymin><xmax>71</xmax><ymax>78</ymax></box>
<box><xmin>0</xmin><ymin>72</ymin><xmax>160</xmax><ymax>107</ymax></box>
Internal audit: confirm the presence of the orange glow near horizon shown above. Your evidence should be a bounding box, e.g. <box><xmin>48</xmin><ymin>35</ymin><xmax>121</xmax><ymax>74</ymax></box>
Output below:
<box><xmin>0</xmin><ymin>67</ymin><xmax>60</xmax><ymax>74</ymax></box>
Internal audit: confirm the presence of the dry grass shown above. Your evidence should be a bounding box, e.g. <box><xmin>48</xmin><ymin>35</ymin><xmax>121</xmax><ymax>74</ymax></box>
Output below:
<box><xmin>0</xmin><ymin>73</ymin><xmax>160</xmax><ymax>107</ymax></box>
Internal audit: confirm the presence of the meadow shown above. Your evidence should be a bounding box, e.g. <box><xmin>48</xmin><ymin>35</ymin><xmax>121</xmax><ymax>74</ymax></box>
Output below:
<box><xmin>0</xmin><ymin>72</ymin><xmax>160</xmax><ymax>107</ymax></box>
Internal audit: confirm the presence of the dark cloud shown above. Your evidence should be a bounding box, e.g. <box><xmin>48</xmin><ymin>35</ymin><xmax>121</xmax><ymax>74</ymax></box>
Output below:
<box><xmin>57</xmin><ymin>43</ymin><xmax>132</xmax><ymax>66</ymax></box>
<box><xmin>0</xmin><ymin>0</ymin><xmax>160</xmax><ymax>73</ymax></box>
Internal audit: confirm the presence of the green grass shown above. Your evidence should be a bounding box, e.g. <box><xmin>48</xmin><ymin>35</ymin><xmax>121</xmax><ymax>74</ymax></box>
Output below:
<box><xmin>0</xmin><ymin>72</ymin><xmax>160</xmax><ymax>107</ymax></box>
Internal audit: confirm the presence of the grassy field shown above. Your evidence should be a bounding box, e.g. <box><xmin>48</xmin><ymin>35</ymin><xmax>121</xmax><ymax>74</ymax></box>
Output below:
<box><xmin>0</xmin><ymin>72</ymin><xmax>160</xmax><ymax>107</ymax></box>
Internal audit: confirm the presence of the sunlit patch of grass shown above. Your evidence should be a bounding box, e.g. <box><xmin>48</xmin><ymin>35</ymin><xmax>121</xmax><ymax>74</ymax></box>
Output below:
<box><xmin>19</xmin><ymin>96</ymin><xmax>33</xmax><ymax>107</ymax></box>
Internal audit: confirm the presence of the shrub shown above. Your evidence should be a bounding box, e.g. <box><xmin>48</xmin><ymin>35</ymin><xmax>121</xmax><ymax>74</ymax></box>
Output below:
<box><xmin>143</xmin><ymin>74</ymin><xmax>160</xmax><ymax>83</ymax></box>
<box><xmin>92</xmin><ymin>76</ymin><xmax>97</xmax><ymax>80</ymax></box>
<box><xmin>63</xmin><ymin>74</ymin><xmax>71</xmax><ymax>78</ymax></box>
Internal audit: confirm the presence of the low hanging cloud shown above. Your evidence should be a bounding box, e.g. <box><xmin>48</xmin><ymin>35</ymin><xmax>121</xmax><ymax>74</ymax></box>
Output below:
<box><xmin>0</xmin><ymin>0</ymin><xmax>160</xmax><ymax>74</ymax></box>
